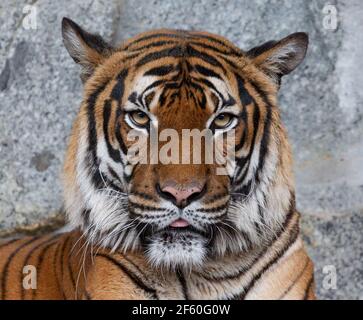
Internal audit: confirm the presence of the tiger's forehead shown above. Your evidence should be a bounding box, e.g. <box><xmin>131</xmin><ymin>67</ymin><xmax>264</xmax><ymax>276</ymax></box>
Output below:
<box><xmin>125</xmin><ymin>60</ymin><xmax>236</xmax><ymax>115</ymax></box>
<box><xmin>112</xmin><ymin>29</ymin><xmax>247</xmax><ymax>116</ymax></box>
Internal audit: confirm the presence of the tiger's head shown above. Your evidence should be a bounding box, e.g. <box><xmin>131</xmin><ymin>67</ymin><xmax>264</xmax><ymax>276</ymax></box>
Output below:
<box><xmin>61</xmin><ymin>18</ymin><xmax>308</xmax><ymax>269</ymax></box>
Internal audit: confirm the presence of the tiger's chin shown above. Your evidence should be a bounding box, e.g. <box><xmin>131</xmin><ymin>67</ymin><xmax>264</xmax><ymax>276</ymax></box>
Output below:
<box><xmin>144</xmin><ymin>228</ymin><xmax>208</xmax><ymax>270</ymax></box>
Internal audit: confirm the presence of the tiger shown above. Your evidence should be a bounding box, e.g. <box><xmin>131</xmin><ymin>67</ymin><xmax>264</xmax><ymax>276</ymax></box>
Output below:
<box><xmin>0</xmin><ymin>17</ymin><xmax>315</xmax><ymax>300</ymax></box>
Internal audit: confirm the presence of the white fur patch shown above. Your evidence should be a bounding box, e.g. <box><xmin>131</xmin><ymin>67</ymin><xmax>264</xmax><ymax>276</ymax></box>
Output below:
<box><xmin>145</xmin><ymin>231</ymin><xmax>207</xmax><ymax>270</ymax></box>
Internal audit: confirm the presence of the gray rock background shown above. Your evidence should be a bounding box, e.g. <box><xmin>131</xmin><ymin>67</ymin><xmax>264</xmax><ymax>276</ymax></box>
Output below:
<box><xmin>0</xmin><ymin>0</ymin><xmax>362</xmax><ymax>299</ymax></box>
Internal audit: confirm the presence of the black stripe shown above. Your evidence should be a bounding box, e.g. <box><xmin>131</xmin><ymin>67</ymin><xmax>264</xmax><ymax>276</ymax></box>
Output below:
<box><xmin>59</xmin><ymin>235</ymin><xmax>72</xmax><ymax>299</ymax></box>
<box><xmin>233</xmin><ymin>74</ymin><xmax>256</xmax><ymax>183</ymax></box>
<box><xmin>60</xmin><ymin>234</ymin><xmax>76</xmax><ymax>297</ymax></box>
<box><xmin>128</xmin><ymin>91</ymin><xmax>137</xmax><ymax>104</ymax></box>
<box><xmin>123</xmin><ymin>33</ymin><xmax>188</xmax><ymax>50</ymax></box>
<box><xmin>216</xmin><ymin>54</ymin><xmax>240</xmax><ymax>69</ymax></box>
<box><xmin>20</xmin><ymin>234</ymin><xmax>61</xmax><ymax>299</ymax></box>
<box><xmin>103</xmin><ymin>99</ymin><xmax>121</xmax><ymax>163</ymax></box>
<box><xmin>187</xmin><ymin>89</ymin><xmax>199</xmax><ymax>110</ymax></box>
<box><xmin>144</xmin><ymin>64</ymin><xmax>175</xmax><ymax>77</ymax></box>
<box><xmin>254</xmin><ymin>211</ymin><xmax>263</xmax><ymax>237</ymax></box>
<box><xmin>128</xmin><ymin>201</ymin><xmax>167</xmax><ymax>212</ymax></box>
<box><xmin>194</xmin><ymin>64</ymin><xmax>222</xmax><ymax>79</ymax></box>
<box><xmin>234</xmin><ymin>149</ymin><xmax>255</xmax><ymax>186</ymax></box>
<box><xmin>122</xmin><ymin>52</ymin><xmax>145</xmax><ymax>63</ymax></box>
<box><xmin>142</xmin><ymin>79</ymin><xmax>166</xmax><ymax>95</ymax></box>
<box><xmin>129</xmin><ymin>209</ymin><xmax>173</xmax><ymax>220</ymax></box>
<box><xmin>234</xmin><ymin>89</ymin><xmax>260</xmax><ymax>185</ymax></box>
<box><xmin>144</xmin><ymin>91</ymin><xmax>155</xmax><ymax>110</ymax></box>
<box><xmin>303</xmin><ymin>275</ymin><xmax>315</xmax><ymax>300</ymax></box>
<box><xmin>186</xmin><ymin>45</ymin><xmax>226</xmax><ymax>73</ymax></box>
<box><xmin>67</xmin><ymin>248</ymin><xmax>76</xmax><ymax>296</ymax></box>
<box><xmin>114</xmin><ymin>108</ymin><xmax>128</xmax><ymax>156</ymax></box>
<box><xmin>187</xmin><ymin>80</ymin><xmax>205</xmax><ymax>97</ymax></box>
<box><xmin>105</xmin><ymin>180</ymin><xmax>123</xmax><ymax>195</ymax></box>
<box><xmin>249</xmin><ymin>81</ymin><xmax>272</xmax><ymax>178</ymax></box>
<box><xmin>97</xmin><ymin>254</ymin><xmax>158</xmax><ymax>299</ymax></box>
<box><xmin>189</xmin><ymin>41</ymin><xmax>236</xmax><ymax>57</ymax></box>
<box><xmin>53</xmin><ymin>241</ymin><xmax>66</xmax><ymax>299</ymax></box>
<box><xmin>196</xmin><ymin>204</ymin><xmax>228</xmax><ymax>213</ymax></box>
<box><xmin>32</xmin><ymin>239</ymin><xmax>59</xmax><ymax>299</ymax></box>
<box><xmin>157</xmin><ymin>89</ymin><xmax>167</xmax><ymax>108</ymax></box>
<box><xmin>128</xmin><ymin>40</ymin><xmax>178</xmax><ymax>52</ymax></box>
<box><xmin>0</xmin><ymin>238</ymin><xmax>21</xmax><ymax>250</ymax></box>
<box><xmin>234</xmin><ymin>121</ymin><xmax>247</xmax><ymax>151</ymax></box>
<box><xmin>195</xmin><ymin>77</ymin><xmax>224</xmax><ymax>102</ymax></box>
<box><xmin>176</xmin><ymin>271</ymin><xmax>189</xmax><ymax>300</ymax></box>
<box><xmin>190</xmin><ymin>43</ymin><xmax>241</xmax><ymax>69</ymax></box>
<box><xmin>111</xmin><ymin>69</ymin><xmax>128</xmax><ymax>102</ymax></box>
<box><xmin>236</xmin><ymin>74</ymin><xmax>253</xmax><ymax>106</ymax></box>
<box><xmin>234</xmin><ymin>109</ymin><xmax>248</xmax><ymax>156</ymax></box>
<box><xmin>136</xmin><ymin>46</ymin><xmax>184</xmax><ymax>68</ymax></box>
<box><xmin>1</xmin><ymin>236</ymin><xmax>40</xmax><ymax>300</ymax></box>
<box><xmin>223</xmin><ymin>94</ymin><xmax>237</xmax><ymax>108</ymax></box>
<box><xmin>232</xmin><ymin>179</ymin><xmax>251</xmax><ymax>199</ymax></box>
<box><xmin>107</xmin><ymin>165</ymin><xmax>123</xmax><ymax>184</ymax></box>
<box><xmin>189</xmin><ymin>33</ymin><xmax>242</xmax><ymax>56</ymax></box>
<box><xmin>86</xmin><ymin>82</ymin><xmax>109</xmax><ymax>189</ymax></box>
<box><xmin>278</xmin><ymin>258</ymin><xmax>310</xmax><ymax>300</ymax></box>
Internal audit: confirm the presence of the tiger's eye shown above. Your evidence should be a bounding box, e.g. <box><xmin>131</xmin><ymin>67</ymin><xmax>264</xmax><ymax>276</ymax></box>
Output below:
<box><xmin>129</xmin><ymin>110</ymin><xmax>150</xmax><ymax>126</ymax></box>
<box><xmin>213</xmin><ymin>113</ymin><xmax>232</xmax><ymax>128</ymax></box>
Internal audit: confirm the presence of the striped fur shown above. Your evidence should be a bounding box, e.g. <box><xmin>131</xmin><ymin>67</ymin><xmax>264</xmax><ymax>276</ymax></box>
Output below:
<box><xmin>0</xmin><ymin>222</ymin><xmax>314</xmax><ymax>300</ymax></box>
<box><xmin>0</xmin><ymin>18</ymin><xmax>314</xmax><ymax>299</ymax></box>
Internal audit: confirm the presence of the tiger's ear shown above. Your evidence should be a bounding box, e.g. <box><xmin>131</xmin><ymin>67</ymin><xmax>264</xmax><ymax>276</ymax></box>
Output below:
<box><xmin>247</xmin><ymin>32</ymin><xmax>308</xmax><ymax>84</ymax></box>
<box><xmin>62</xmin><ymin>17</ymin><xmax>113</xmax><ymax>82</ymax></box>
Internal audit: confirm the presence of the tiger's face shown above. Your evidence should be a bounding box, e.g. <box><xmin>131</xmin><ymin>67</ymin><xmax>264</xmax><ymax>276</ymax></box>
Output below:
<box><xmin>62</xmin><ymin>18</ymin><xmax>308</xmax><ymax>269</ymax></box>
<box><xmin>124</xmin><ymin>61</ymin><xmax>236</xmax><ymax>268</ymax></box>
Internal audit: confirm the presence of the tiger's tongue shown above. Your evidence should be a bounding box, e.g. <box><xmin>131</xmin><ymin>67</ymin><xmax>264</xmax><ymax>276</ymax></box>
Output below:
<box><xmin>170</xmin><ymin>219</ymin><xmax>190</xmax><ymax>228</ymax></box>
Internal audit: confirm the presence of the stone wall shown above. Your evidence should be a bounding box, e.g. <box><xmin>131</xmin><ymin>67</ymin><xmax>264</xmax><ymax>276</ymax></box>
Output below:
<box><xmin>0</xmin><ymin>0</ymin><xmax>362</xmax><ymax>299</ymax></box>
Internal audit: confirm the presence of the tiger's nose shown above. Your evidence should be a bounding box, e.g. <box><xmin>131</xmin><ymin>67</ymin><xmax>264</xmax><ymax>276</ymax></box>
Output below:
<box><xmin>157</xmin><ymin>183</ymin><xmax>206</xmax><ymax>208</ymax></box>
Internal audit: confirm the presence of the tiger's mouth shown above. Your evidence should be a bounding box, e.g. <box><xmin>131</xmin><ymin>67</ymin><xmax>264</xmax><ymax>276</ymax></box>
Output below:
<box><xmin>169</xmin><ymin>218</ymin><xmax>190</xmax><ymax>228</ymax></box>
<box><xmin>152</xmin><ymin>219</ymin><xmax>210</xmax><ymax>241</ymax></box>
